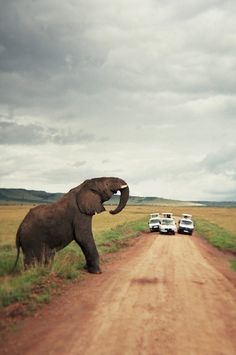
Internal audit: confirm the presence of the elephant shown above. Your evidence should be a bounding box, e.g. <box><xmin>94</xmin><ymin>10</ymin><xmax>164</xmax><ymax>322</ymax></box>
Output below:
<box><xmin>13</xmin><ymin>177</ymin><xmax>129</xmax><ymax>274</ymax></box>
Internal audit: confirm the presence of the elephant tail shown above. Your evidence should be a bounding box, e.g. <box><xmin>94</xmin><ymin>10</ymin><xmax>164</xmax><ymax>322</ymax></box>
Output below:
<box><xmin>12</xmin><ymin>229</ymin><xmax>21</xmax><ymax>273</ymax></box>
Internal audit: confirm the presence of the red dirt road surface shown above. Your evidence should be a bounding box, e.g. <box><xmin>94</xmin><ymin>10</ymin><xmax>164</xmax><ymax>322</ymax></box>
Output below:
<box><xmin>2</xmin><ymin>234</ymin><xmax>236</xmax><ymax>355</ymax></box>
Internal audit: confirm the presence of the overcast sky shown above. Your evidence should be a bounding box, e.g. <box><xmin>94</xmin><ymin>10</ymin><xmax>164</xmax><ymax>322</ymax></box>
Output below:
<box><xmin>0</xmin><ymin>0</ymin><xmax>236</xmax><ymax>201</ymax></box>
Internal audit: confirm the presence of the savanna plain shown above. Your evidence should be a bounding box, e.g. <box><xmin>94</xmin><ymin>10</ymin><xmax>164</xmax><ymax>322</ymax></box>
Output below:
<box><xmin>0</xmin><ymin>204</ymin><xmax>236</xmax><ymax>355</ymax></box>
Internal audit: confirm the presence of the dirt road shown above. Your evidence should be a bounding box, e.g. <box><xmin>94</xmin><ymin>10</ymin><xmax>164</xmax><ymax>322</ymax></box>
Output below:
<box><xmin>2</xmin><ymin>234</ymin><xmax>236</xmax><ymax>355</ymax></box>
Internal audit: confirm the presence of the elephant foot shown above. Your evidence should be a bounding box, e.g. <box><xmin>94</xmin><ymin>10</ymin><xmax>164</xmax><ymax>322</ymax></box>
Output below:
<box><xmin>84</xmin><ymin>264</ymin><xmax>102</xmax><ymax>274</ymax></box>
<box><xmin>88</xmin><ymin>268</ymin><xmax>102</xmax><ymax>274</ymax></box>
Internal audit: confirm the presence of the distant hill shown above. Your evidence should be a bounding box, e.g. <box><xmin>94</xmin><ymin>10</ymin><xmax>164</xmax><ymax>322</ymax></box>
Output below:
<box><xmin>0</xmin><ymin>188</ymin><xmax>63</xmax><ymax>204</ymax></box>
<box><xmin>1</xmin><ymin>188</ymin><xmax>235</xmax><ymax>207</ymax></box>
<box><xmin>0</xmin><ymin>188</ymin><xmax>203</xmax><ymax>206</ymax></box>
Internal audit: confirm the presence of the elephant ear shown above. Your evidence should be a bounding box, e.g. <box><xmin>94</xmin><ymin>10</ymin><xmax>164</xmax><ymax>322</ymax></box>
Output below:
<box><xmin>76</xmin><ymin>188</ymin><xmax>105</xmax><ymax>215</ymax></box>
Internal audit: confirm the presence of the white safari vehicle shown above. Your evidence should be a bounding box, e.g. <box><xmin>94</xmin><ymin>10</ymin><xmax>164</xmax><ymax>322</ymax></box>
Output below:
<box><xmin>178</xmin><ymin>218</ymin><xmax>194</xmax><ymax>235</ymax></box>
<box><xmin>148</xmin><ymin>217</ymin><xmax>161</xmax><ymax>232</ymax></box>
<box><xmin>159</xmin><ymin>218</ymin><xmax>177</xmax><ymax>235</ymax></box>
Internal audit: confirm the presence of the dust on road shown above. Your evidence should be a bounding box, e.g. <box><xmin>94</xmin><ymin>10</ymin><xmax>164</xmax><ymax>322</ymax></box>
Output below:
<box><xmin>2</xmin><ymin>234</ymin><xmax>236</xmax><ymax>355</ymax></box>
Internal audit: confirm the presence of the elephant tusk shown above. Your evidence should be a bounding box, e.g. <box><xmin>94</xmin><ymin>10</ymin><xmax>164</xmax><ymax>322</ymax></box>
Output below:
<box><xmin>120</xmin><ymin>184</ymin><xmax>128</xmax><ymax>189</ymax></box>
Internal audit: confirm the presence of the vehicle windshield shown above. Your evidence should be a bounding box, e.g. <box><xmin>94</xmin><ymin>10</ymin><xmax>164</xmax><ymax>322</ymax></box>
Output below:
<box><xmin>150</xmin><ymin>219</ymin><xmax>160</xmax><ymax>223</ymax></box>
<box><xmin>181</xmin><ymin>220</ymin><xmax>193</xmax><ymax>225</ymax></box>
<box><xmin>162</xmin><ymin>219</ymin><xmax>174</xmax><ymax>225</ymax></box>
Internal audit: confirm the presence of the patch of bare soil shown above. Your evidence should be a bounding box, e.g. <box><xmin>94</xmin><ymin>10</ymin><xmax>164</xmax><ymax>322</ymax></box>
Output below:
<box><xmin>1</xmin><ymin>233</ymin><xmax>236</xmax><ymax>355</ymax></box>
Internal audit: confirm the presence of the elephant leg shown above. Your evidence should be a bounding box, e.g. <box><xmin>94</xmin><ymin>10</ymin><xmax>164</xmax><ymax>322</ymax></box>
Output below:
<box><xmin>43</xmin><ymin>247</ymin><xmax>56</xmax><ymax>265</ymax></box>
<box><xmin>74</xmin><ymin>216</ymin><xmax>101</xmax><ymax>274</ymax></box>
<box><xmin>21</xmin><ymin>242</ymin><xmax>38</xmax><ymax>267</ymax></box>
<box><xmin>24</xmin><ymin>254</ymin><xmax>36</xmax><ymax>269</ymax></box>
<box><xmin>23</xmin><ymin>244</ymin><xmax>55</xmax><ymax>268</ymax></box>
<box><xmin>75</xmin><ymin>237</ymin><xmax>101</xmax><ymax>274</ymax></box>
<box><xmin>23</xmin><ymin>251</ymin><xmax>41</xmax><ymax>268</ymax></box>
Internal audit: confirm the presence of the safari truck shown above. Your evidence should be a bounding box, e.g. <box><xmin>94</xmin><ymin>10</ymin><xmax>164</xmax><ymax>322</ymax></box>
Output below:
<box><xmin>148</xmin><ymin>217</ymin><xmax>161</xmax><ymax>232</ymax></box>
<box><xmin>159</xmin><ymin>218</ymin><xmax>177</xmax><ymax>235</ymax></box>
<box><xmin>178</xmin><ymin>218</ymin><xmax>194</xmax><ymax>235</ymax></box>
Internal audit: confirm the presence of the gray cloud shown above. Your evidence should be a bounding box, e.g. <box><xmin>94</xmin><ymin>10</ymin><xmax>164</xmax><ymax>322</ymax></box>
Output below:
<box><xmin>0</xmin><ymin>119</ymin><xmax>97</xmax><ymax>145</ymax></box>
<box><xmin>200</xmin><ymin>145</ymin><xmax>236</xmax><ymax>180</ymax></box>
<box><xmin>0</xmin><ymin>1</ymin><xmax>236</xmax><ymax>200</ymax></box>
<box><xmin>0</xmin><ymin>120</ymin><xmax>45</xmax><ymax>144</ymax></box>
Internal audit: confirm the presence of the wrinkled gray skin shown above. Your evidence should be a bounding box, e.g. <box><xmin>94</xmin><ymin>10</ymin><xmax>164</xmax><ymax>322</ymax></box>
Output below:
<box><xmin>14</xmin><ymin>177</ymin><xmax>129</xmax><ymax>274</ymax></box>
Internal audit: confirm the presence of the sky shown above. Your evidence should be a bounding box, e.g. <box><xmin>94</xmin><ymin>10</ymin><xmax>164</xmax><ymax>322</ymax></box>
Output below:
<box><xmin>0</xmin><ymin>0</ymin><xmax>236</xmax><ymax>201</ymax></box>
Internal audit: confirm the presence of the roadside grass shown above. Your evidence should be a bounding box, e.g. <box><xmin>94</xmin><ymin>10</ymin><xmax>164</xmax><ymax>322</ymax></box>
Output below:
<box><xmin>230</xmin><ymin>261</ymin><xmax>236</xmax><ymax>271</ymax></box>
<box><xmin>0</xmin><ymin>268</ymin><xmax>47</xmax><ymax>307</ymax></box>
<box><xmin>195</xmin><ymin>218</ymin><xmax>236</xmax><ymax>253</ymax></box>
<box><xmin>0</xmin><ymin>216</ymin><xmax>147</xmax><ymax>310</ymax></box>
<box><xmin>97</xmin><ymin>218</ymin><xmax>147</xmax><ymax>253</ymax></box>
<box><xmin>0</xmin><ymin>245</ymin><xmax>19</xmax><ymax>277</ymax></box>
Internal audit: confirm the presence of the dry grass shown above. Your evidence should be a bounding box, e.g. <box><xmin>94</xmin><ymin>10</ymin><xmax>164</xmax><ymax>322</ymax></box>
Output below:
<box><xmin>0</xmin><ymin>205</ymin><xmax>33</xmax><ymax>247</ymax></box>
<box><xmin>1</xmin><ymin>204</ymin><xmax>236</xmax><ymax>247</ymax></box>
<box><xmin>93</xmin><ymin>205</ymin><xmax>151</xmax><ymax>234</ymax></box>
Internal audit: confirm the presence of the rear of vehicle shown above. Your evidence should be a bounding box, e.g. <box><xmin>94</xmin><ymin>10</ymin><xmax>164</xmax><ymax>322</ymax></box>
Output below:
<box><xmin>159</xmin><ymin>218</ymin><xmax>177</xmax><ymax>235</ymax></box>
<box><xmin>178</xmin><ymin>219</ymin><xmax>194</xmax><ymax>235</ymax></box>
<box><xmin>148</xmin><ymin>218</ymin><xmax>161</xmax><ymax>232</ymax></box>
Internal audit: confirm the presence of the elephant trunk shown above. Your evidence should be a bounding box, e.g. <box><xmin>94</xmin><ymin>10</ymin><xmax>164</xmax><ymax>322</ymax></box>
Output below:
<box><xmin>110</xmin><ymin>185</ymin><xmax>129</xmax><ymax>215</ymax></box>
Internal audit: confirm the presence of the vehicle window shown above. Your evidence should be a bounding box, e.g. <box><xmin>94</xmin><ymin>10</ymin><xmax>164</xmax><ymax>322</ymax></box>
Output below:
<box><xmin>150</xmin><ymin>219</ymin><xmax>160</xmax><ymax>223</ymax></box>
<box><xmin>181</xmin><ymin>220</ymin><xmax>192</xmax><ymax>225</ymax></box>
<box><xmin>162</xmin><ymin>219</ymin><xmax>174</xmax><ymax>225</ymax></box>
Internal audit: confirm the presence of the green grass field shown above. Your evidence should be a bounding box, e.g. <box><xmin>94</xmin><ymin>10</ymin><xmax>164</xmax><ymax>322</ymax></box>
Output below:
<box><xmin>0</xmin><ymin>204</ymin><xmax>236</xmax><ymax>311</ymax></box>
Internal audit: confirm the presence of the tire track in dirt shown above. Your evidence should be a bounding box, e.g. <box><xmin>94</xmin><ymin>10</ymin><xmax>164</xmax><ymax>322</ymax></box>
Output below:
<box><xmin>1</xmin><ymin>234</ymin><xmax>236</xmax><ymax>355</ymax></box>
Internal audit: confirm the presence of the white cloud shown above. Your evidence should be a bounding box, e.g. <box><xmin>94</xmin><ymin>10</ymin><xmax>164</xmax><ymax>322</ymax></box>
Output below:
<box><xmin>0</xmin><ymin>0</ymin><xmax>236</xmax><ymax>200</ymax></box>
